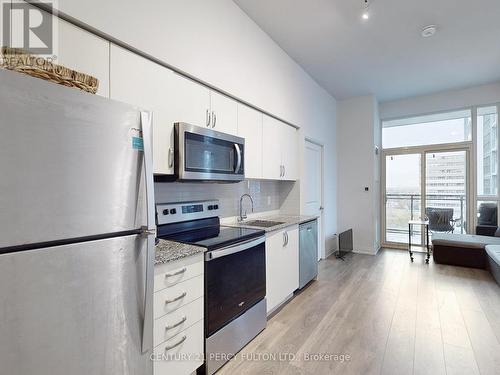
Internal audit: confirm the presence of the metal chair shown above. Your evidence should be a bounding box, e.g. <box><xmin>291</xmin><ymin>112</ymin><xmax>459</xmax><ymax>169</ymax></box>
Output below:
<box><xmin>425</xmin><ymin>207</ymin><xmax>459</xmax><ymax>233</ymax></box>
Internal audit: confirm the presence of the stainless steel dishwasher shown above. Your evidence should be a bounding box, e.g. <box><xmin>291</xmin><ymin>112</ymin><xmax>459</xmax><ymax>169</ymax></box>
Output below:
<box><xmin>299</xmin><ymin>219</ymin><xmax>318</xmax><ymax>289</ymax></box>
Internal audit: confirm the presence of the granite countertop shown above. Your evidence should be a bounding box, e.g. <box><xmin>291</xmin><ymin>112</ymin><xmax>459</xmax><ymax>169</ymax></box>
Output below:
<box><xmin>155</xmin><ymin>215</ymin><xmax>318</xmax><ymax>264</ymax></box>
<box><xmin>227</xmin><ymin>214</ymin><xmax>318</xmax><ymax>233</ymax></box>
<box><xmin>155</xmin><ymin>239</ymin><xmax>205</xmax><ymax>265</ymax></box>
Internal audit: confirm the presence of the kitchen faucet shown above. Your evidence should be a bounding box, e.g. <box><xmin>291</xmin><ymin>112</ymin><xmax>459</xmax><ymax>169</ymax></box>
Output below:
<box><xmin>239</xmin><ymin>193</ymin><xmax>254</xmax><ymax>222</ymax></box>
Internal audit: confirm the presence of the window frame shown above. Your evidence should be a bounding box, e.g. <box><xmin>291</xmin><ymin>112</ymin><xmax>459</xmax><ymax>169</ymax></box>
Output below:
<box><xmin>381</xmin><ymin>103</ymin><xmax>500</xmax><ymax>247</ymax></box>
<box><xmin>382</xmin><ymin>108</ymin><xmax>473</xmax><ymax>150</ymax></box>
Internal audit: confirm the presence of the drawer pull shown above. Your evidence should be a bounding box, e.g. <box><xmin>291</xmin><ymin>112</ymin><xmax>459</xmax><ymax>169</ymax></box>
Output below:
<box><xmin>165</xmin><ymin>267</ymin><xmax>187</xmax><ymax>278</ymax></box>
<box><xmin>165</xmin><ymin>291</ymin><xmax>187</xmax><ymax>304</ymax></box>
<box><xmin>164</xmin><ymin>335</ymin><xmax>187</xmax><ymax>351</ymax></box>
<box><xmin>165</xmin><ymin>316</ymin><xmax>187</xmax><ymax>331</ymax></box>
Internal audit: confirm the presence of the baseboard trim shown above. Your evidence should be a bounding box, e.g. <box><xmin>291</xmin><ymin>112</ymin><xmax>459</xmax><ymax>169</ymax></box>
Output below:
<box><xmin>353</xmin><ymin>248</ymin><xmax>378</xmax><ymax>256</ymax></box>
<box><xmin>325</xmin><ymin>248</ymin><xmax>336</xmax><ymax>259</ymax></box>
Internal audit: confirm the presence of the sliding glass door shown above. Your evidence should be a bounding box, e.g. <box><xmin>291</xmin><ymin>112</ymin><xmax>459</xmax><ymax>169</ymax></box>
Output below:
<box><xmin>383</xmin><ymin>147</ymin><xmax>470</xmax><ymax>248</ymax></box>
<box><xmin>385</xmin><ymin>153</ymin><xmax>422</xmax><ymax>245</ymax></box>
<box><xmin>425</xmin><ymin>150</ymin><xmax>468</xmax><ymax>235</ymax></box>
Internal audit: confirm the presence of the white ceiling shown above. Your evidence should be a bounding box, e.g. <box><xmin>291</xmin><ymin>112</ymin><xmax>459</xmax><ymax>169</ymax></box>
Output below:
<box><xmin>234</xmin><ymin>0</ymin><xmax>500</xmax><ymax>102</ymax></box>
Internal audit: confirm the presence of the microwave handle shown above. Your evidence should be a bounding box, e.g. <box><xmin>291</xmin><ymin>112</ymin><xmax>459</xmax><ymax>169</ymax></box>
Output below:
<box><xmin>234</xmin><ymin>143</ymin><xmax>242</xmax><ymax>173</ymax></box>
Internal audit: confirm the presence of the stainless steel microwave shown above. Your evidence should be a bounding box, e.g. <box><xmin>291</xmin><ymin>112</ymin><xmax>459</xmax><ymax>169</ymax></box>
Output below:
<box><xmin>174</xmin><ymin>122</ymin><xmax>245</xmax><ymax>182</ymax></box>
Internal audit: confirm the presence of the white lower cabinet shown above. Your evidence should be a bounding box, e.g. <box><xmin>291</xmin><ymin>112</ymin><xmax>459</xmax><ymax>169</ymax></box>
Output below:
<box><xmin>265</xmin><ymin>226</ymin><xmax>299</xmax><ymax>314</ymax></box>
<box><xmin>153</xmin><ymin>320</ymin><xmax>204</xmax><ymax>375</ymax></box>
<box><xmin>153</xmin><ymin>254</ymin><xmax>204</xmax><ymax>375</ymax></box>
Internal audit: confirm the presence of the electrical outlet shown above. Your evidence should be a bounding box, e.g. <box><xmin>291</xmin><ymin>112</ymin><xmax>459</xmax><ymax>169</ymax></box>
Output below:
<box><xmin>267</xmin><ymin>196</ymin><xmax>271</xmax><ymax>205</ymax></box>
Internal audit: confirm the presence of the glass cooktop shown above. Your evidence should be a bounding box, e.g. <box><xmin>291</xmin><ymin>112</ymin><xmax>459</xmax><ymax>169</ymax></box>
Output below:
<box><xmin>160</xmin><ymin>225</ymin><xmax>265</xmax><ymax>251</ymax></box>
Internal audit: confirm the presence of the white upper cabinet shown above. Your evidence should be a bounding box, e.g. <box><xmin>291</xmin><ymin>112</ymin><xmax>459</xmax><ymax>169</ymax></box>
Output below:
<box><xmin>281</xmin><ymin>124</ymin><xmax>299</xmax><ymax>180</ymax></box>
<box><xmin>57</xmin><ymin>20</ymin><xmax>110</xmax><ymax>97</ymax></box>
<box><xmin>262</xmin><ymin>115</ymin><xmax>283</xmax><ymax>180</ymax></box>
<box><xmin>169</xmin><ymin>73</ymin><xmax>211</xmax><ymax>129</ymax></box>
<box><xmin>237</xmin><ymin>105</ymin><xmax>263</xmax><ymax>179</ymax></box>
<box><xmin>209</xmin><ymin>92</ymin><xmax>238</xmax><ymax>135</ymax></box>
<box><xmin>262</xmin><ymin>115</ymin><xmax>298</xmax><ymax>181</ymax></box>
<box><xmin>110</xmin><ymin>44</ymin><xmax>174</xmax><ymax>175</ymax></box>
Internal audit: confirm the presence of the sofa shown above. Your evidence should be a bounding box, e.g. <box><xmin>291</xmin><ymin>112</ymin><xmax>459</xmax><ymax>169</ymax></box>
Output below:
<box><xmin>431</xmin><ymin>231</ymin><xmax>500</xmax><ymax>286</ymax></box>
<box><xmin>486</xmin><ymin>245</ymin><xmax>500</xmax><ymax>285</ymax></box>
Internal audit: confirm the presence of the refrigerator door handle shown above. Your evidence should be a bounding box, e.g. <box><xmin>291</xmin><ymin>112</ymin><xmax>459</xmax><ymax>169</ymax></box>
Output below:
<box><xmin>140</xmin><ymin>111</ymin><xmax>156</xmax><ymax>354</ymax></box>
<box><xmin>141</xmin><ymin>233</ymin><xmax>155</xmax><ymax>353</ymax></box>
<box><xmin>141</xmin><ymin>111</ymin><xmax>156</xmax><ymax>232</ymax></box>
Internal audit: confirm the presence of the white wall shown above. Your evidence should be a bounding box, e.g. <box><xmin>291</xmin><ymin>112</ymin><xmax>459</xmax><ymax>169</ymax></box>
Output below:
<box><xmin>55</xmin><ymin>0</ymin><xmax>338</xmax><ymax>237</ymax></box>
<box><xmin>337</xmin><ymin>96</ymin><xmax>379</xmax><ymax>254</ymax></box>
<box><xmin>380</xmin><ymin>81</ymin><xmax>500</xmax><ymax>120</ymax></box>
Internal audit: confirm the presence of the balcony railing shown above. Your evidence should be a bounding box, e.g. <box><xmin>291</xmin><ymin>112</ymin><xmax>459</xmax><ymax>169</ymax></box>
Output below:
<box><xmin>385</xmin><ymin>193</ymin><xmax>466</xmax><ymax>243</ymax></box>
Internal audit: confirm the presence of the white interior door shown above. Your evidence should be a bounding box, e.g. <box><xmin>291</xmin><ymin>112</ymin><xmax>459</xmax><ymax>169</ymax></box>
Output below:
<box><xmin>304</xmin><ymin>140</ymin><xmax>324</xmax><ymax>260</ymax></box>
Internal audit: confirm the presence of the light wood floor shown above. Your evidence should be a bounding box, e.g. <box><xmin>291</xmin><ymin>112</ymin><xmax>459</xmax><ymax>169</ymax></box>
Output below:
<box><xmin>218</xmin><ymin>249</ymin><xmax>500</xmax><ymax>375</ymax></box>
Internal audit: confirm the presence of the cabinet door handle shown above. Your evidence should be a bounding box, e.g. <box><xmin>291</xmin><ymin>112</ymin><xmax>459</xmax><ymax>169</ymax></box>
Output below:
<box><xmin>285</xmin><ymin>232</ymin><xmax>289</xmax><ymax>246</ymax></box>
<box><xmin>164</xmin><ymin>335</ymin><xmax>187</xmax><ymax>351</ymax></box>
<box><xmin>168</xmin><ymin>148</ymin><xmax>174</xmax><ymax>169</ymax></box>
<box><xmin>206</xmin><ymin>109</ymin><xmax>210</xmax><ymax>127</ymax></box>
<box><xmin>165</xmin><ymin>316</ymin><xmax>187</xmax><ymax>331</ymax></box>
<box><xmin>165</xmin><ymin>267</ymin><xmax>186</xmax><ymax>278</ymax></box>
<box><xmin>212</xmin><ymin>111</ymin><xmax>216</xmax><ymax>128</ymax></box>
<box><xmin>283</xmin><ymin>165</ymin><xmax>286</xmax><ymax>178</ymax></box>
<box><xmin>165</xmin><ymin>291</ymin><xmax>187</xmax><ymax>304</ymax></box>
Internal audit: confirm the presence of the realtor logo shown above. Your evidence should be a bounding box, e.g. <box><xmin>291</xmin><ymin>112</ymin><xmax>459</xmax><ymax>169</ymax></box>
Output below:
<box><xmin>1</xmin><ymin>1</ymin><xmax>57</xmax><ymax>56</ymax></box>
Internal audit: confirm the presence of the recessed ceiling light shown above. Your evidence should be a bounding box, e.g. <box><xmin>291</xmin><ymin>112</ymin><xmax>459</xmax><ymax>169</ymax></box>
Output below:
<box><xmin>361</xmin><ymin>0</ymin><xmax>371</xmax><ymax>21</ymax></box>
<box><xmin>421</xmin><ymin>25</ymin><xmax>437</xmax><ymax>38</ymax></box>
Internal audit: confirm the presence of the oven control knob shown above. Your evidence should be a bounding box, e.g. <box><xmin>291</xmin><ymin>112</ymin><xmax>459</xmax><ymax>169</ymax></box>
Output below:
<box><xmin>163</xmin><ymin>209</ymin><xmax>169</xmax><ymax>215</ymax></box>
<box><xmin>170</xmin><ymin>208</ymin><xmax>177</xmax><ymax>215</ymax></box>
<box><xmin>207</xmin><ymin>205</ymin><xmax>213</xmax><ymax>210</ymax></box>
<box><xmin>214</xmin><ymin>204</ymin><xmax>219</xmax><ymax>210</ymax></box>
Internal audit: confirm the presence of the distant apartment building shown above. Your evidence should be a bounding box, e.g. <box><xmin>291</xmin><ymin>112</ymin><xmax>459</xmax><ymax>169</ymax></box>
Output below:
<box><xmin>481</xmin><ymin>112</ymin><xmax>498</xmax><ymax>195</ymax></box>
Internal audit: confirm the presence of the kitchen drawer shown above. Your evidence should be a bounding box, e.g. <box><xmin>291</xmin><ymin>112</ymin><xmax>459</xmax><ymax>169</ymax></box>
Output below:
<box><xmin>154</xmin><ymin>253</ymin><xmax>204</xmax><ymax>292</ymax></box>
<box><xmin>153</xmin><ymin>319</ymin><xmax>204</xmax><ymax>375</ymax></box>
<box><xmin>154</xmin><ymin>274</ymin><xmax>204</xmax><ymax>319</ymax></box>
<box><xmin>154</xmin><ymin>296</ymin><xmax>203</xmax><ymax>346</ymax></box>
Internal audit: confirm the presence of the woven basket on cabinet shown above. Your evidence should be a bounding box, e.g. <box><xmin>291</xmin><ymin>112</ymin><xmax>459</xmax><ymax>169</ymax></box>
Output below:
<box><xmin>0</xmin><ymin>47</ymin><xmax>99</xmax><ymax>94</ymax></box>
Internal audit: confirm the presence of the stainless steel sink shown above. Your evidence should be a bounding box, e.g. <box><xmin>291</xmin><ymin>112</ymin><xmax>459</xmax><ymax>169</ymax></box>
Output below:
<box><xmin>242</xmin><ymin>220</ymin><xmax>285</xmax><ymax>228</ymax></box>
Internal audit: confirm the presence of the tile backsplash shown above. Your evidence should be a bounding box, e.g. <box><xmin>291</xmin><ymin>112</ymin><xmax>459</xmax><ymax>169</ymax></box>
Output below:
<box><xmin>154</xmin><ymin>180</ymin><xmax>296</xmax><ymax>218</ymax></box>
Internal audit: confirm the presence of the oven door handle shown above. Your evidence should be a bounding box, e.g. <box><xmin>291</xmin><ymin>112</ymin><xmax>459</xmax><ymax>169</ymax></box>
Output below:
<box><xmin>206</xmin><ymin>236</ymin><xmax>265</xmax><ymax>261</ymax></box>
<box><xmin>234</xmin><ymin>143</ymin><xmax>242</xmax><ymax>173</ymax></box>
